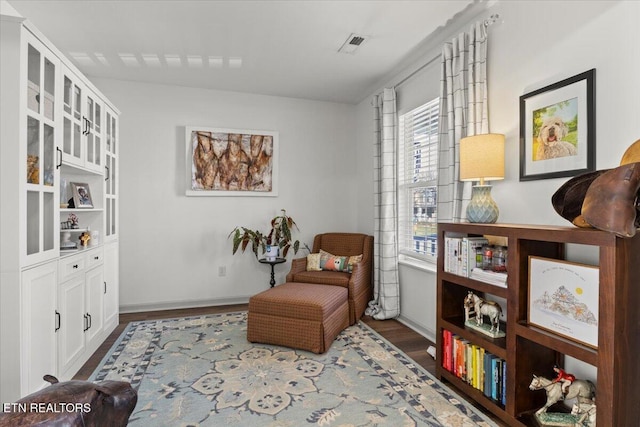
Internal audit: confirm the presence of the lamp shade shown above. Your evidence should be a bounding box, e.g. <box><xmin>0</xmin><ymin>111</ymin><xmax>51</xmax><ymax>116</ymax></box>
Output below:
<box><xmin>460</xmin><ymin>134</ymin><xmax>505</xmax><ymax>182</ymax></box>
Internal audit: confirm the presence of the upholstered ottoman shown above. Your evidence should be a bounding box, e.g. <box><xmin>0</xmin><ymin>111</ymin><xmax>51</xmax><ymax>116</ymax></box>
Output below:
<box><xmin>247</xmin><ymin>282</ymin><xmax>349</xmax><ymax>354</ymax></box>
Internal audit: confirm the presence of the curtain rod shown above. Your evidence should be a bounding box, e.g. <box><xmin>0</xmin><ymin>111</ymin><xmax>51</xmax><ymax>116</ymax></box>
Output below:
<box><xmin>393</xmin><ymin>53</ymin><xmax>441</xmax><ymax>89</ymax></box>
<box><xmin>393</xmin><ymin>13</ymin><xmax>501</xmax><ymax>90</ymax></box>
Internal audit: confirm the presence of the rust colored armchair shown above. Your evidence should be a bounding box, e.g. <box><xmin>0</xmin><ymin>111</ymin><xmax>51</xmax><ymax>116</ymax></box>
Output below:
<box><xmin>286</xmin><ymin>232</ymin><xmax>373</xmax><ymax>325</ymax></box>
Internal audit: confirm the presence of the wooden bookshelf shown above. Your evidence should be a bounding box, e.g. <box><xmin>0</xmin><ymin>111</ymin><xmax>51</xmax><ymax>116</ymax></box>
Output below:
<box><xmin>435</xmin><ymin>222</ymin><xmax>640</xmax><ymax>426</ymax></box>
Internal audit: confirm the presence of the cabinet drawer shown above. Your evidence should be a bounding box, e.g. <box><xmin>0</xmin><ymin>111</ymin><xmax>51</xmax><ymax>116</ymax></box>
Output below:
<box><xmin>58</xmin><ymin>253</ymin><xmax>86</xmax><ymax>281</ymax></box>
<box><xmin>86</xmin><ymin>248</ymin><xmax>104</xmax><ymax>269</ymax></box>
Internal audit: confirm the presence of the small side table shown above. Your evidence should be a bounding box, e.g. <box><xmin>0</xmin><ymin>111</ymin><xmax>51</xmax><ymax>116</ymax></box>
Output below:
<box><xmin>259</xmin><ymin>257</ymin><xmax>286</xmax><ymax>287</ymax></box>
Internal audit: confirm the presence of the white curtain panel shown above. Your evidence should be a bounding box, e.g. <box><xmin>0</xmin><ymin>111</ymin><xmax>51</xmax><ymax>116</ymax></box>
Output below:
<box><xmin>437</xmin><ymin>21</ymin><xmax>489</xmax><ymax>222</ymax></box>
<box><xmin>367</xmin><ymin>88</ymin><xmax>400</xmax><ymax>320</ymax></box>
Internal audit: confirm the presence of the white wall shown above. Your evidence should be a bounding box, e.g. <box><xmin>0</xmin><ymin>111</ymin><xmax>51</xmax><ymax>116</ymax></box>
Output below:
<box><xmin>91</xmin><ymin>78</ymin><xmax>358</xmax><ymax>312</ymax></box>
<box><xmin>355</xmin><ymin>0</ymin><xmax>640</xmax><ymax>341</ymax></box>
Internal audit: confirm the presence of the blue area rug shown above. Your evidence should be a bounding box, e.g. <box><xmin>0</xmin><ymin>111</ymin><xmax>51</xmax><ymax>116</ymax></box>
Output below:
<box><xmin>90</xmin><ymin>312</ymin><xmax>497</xmax><ymax>426</ymax></box>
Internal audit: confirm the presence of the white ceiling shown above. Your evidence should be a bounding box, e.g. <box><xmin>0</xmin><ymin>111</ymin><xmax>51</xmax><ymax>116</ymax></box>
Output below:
<box><xmin>7</xmin><ymin>0</ymin><xmax>477</xmax><ymax>104</ymax></box>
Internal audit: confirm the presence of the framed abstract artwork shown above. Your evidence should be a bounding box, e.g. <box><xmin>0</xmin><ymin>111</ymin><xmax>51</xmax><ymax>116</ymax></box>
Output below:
<box><xmin>185</xmin><ymin>126</ymin><xmax>278</xmax><ymax>196</ymax></box>
<box><xmin>519</xmin><ymin>69</ymin><xmax>595</xmax><ymax>181</ymax></box>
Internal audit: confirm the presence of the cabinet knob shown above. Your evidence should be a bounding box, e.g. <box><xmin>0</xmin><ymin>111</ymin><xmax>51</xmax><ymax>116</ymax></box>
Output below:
<box><xmin>94</xmin><ymin>256</ymin><xmax>99</xmax><ymax>260</ymax></box>
<box><xmin>73</xmin><ymin>264</ymin><xmax>79</xmax><ymax>269</ymax></box>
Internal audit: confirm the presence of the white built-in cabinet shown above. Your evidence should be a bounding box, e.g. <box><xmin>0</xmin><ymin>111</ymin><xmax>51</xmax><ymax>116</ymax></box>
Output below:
<box><xmin>0</xmin><ymin>14</ymin><xmax>120</xmax><ymax>403</ymax></box>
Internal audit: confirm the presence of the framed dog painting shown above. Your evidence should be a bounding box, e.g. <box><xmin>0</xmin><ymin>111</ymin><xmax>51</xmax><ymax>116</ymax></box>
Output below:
<box><xmin>519</xmin><ymin>69</ymin><xmax>595</xmax><ymax>181</ymax></box>
<box><xmin>185</xmin><ymin>126</ymin><xmax>278</xmax><ymax>196</ymax></box>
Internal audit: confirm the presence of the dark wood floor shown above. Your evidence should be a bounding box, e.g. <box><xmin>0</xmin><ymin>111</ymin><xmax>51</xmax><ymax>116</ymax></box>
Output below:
<box><xmin>74</xmin><ymin>304</ymin><xmax>504</xmax><ymax>425</ymax></box>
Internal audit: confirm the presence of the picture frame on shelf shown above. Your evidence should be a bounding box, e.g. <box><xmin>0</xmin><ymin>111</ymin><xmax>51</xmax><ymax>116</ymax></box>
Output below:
<box><xmin>185</xmin><ymin>126</ymin><xmax>279</xmax><ymax>197</ymax></box>
<box><xmin>71</xmin><ymin>182</ymin><xmax>93</xmax><ymax>208</ymax></box>
<box><xmin>519</xmin><ymin>69</ymin><xmax>595</xmax><ymax>181</ymax></box>
<box><xmin>528</xmin><ymin>256</ymin><xmax>599</xmax><ymax>348</ymax></box>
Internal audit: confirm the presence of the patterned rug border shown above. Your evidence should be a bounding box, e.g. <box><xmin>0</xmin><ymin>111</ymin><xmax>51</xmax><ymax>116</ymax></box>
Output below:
<box><xmin>89</xmin><ymin>311</ymin><xmax>498</xmax><ymax>426</ymax></box>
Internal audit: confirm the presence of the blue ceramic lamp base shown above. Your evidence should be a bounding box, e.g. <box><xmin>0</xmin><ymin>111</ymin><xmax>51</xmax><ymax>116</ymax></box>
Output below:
<box><xmin>466</xmin><ymin>185</ymin><xmax>499</xmax><ymax>223</ymax></box>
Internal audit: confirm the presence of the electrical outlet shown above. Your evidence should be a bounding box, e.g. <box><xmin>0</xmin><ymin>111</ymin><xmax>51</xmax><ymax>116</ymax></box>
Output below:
<box><xmin>218</xmin><ymin>266</ymin><xmax>226</xmax><ymax>277</ymax></box>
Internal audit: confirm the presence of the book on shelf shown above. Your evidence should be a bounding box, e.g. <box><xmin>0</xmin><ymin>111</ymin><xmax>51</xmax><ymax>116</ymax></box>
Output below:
<box><xmin>502</xmin><ymin>359</ymin><xmax>507</xmax><ymax>406</ymax></box>
<box><xmin>442</xmin><ymin>328</ymin><xmax>506</xmax><ymax>404</ymax></box>
<box><xmin>461</xmin><ymin>237</ymin><xmax>488</xmax><ymax>277</ymax></box>
<box><xmin>483</xmin><ymin>353</ymin><xmax>496</xmax><ymax>399</ymax></box>
<box><xmin>470</xmin><ymin>268</ymin><xmax>507</xmax><ymax>287</ymax></box>
<box><xmin>444</xmin><ymin>237</ymin><xmax>462</xmax><ymax>275</ymax></box>
<box><xmin>445</xmin><ymin>236</ymin><xmax>489</xmax><ymax>278</ymax></box>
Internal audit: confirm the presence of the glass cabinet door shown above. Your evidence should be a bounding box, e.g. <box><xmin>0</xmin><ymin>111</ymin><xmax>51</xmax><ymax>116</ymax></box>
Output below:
<box><xmin>62</xmin><ymin>71</ymin><xmax>84</xmax><ymax>168</ymax></box>
<box><xmin>24</xmin><ymin>37</ymin><xmax>59</xmax><ymax>265</ymax></box>
<box><xmin>84</xmin><ymin>93</ymin><xmax>103</xmax><ymax>173</ymax></box>
<box><xmin>105</xmin><ymin>109</ymin><xmax>118</xmax><ymax>240</ymax></box>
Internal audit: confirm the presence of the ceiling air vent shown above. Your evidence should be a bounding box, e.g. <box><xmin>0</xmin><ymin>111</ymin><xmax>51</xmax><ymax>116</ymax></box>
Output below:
<box><xmin>338</xmin><ymin>33</ymin><xmax>367</xmax><ymax>54</ymax></box>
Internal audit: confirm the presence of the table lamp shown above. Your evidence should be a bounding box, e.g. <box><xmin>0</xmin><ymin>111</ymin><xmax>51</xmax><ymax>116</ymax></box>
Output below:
<box><xmin>460</xmin><ymin>134</ymin><xmax>505</xmax><ymax>223</ymax></box>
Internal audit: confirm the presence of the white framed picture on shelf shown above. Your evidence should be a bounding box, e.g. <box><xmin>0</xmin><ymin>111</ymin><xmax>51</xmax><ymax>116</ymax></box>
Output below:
<box><xmin>71</xmin><ymin>182</ymin><xmax>93</xmax><ymax>208</ymax></box>
<box><xmin>528</xmin><ymin>256</ymin><xmax>599</xmax><ymax>348</ymax></box>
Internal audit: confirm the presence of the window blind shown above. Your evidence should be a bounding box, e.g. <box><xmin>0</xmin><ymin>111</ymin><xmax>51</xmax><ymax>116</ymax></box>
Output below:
<box><xmin>398</xmin><ymin>98</ymin><xmax>439</xmax><ymax>260</ymax></box>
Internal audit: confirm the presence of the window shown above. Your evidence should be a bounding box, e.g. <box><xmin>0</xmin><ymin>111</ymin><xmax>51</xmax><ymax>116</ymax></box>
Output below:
<box><xmin>398</xmin><ymin>98</ymin><xmax>439</xmax><ymax>261</ymax></box>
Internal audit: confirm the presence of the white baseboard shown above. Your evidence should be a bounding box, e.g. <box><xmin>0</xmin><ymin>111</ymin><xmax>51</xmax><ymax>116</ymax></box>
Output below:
<box><xmin>120</xmin><ymin>296</ymin><xmax>250</xmax><ymax>314</ymax></box>
<box><xmin>397</xmin><ymin>315</ymin><xmax>436</xmax><ymax>344</ymax></box>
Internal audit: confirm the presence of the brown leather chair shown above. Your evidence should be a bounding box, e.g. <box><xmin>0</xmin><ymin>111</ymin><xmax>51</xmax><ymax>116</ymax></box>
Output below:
<box><xmin>286</xmin><ymin>233</ymin><xmax>373</xmax><ymax>325</ymax></box>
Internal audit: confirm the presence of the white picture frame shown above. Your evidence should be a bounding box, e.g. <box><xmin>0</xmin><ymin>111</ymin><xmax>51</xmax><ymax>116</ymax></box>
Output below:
<box><xmin>71</xmin><ymin>182</ymin><xmax>93</xmax><ymax>208</ymax></box>
<box><xmin>528</xmin><ymin>256</ymin><xmax>599</xmax><ymax>348</ymax></box>
<box><xmin>185</xmin><ymin>126</ymin><xmax>279</xmax><ymax>197</ymax></box>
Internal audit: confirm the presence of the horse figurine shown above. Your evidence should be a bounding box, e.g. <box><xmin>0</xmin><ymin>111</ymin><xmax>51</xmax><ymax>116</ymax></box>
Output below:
<box><xmin>571</xmin><ymin>402</ymin><xmax>596</xmax><ymax>427</ymax></box>
<box><xmin>528</xmin><ymin>375</ymin><xmax>595</xmax><ymax>416</ymax></box>
<box><xmin>463</xmin><ymin>291</ymin><xmax>502</xmax><ymax>333</ymax></box>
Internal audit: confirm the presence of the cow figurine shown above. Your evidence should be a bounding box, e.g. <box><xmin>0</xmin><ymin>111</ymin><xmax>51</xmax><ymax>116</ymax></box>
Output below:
<box><xmin>0</xmin><ymin>375</ymin><xmax>137</xmax><ymax>427</ymax></box>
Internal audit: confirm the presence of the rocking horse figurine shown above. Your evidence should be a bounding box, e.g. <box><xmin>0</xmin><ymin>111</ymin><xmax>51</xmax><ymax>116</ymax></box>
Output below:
<box><xmin>463</xmin><ymin>291</ymin><xmax>505</xmax><ymax>338</ymax></box>
<box><xmin>529</xmin><ymin>373</ymin><xmax>596</xmax><ymax>426</ymax></box>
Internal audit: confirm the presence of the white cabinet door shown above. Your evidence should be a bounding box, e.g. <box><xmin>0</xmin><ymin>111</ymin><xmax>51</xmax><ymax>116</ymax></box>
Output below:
<box><xmin>104</xmin><ymin>107</ymin><xmax>118</xmax><ymax>241</ymax></box>
<box><xmin>21</xmin><ymin>261</ymin><xmax>58</xmax><ymax>396</ymax></box>
<box><xmin>103</xmin><ymin>241</ymin><xmax>119</xmax><ymax>328</ymax></box>
<box><xmin>84</xmin><ymin>91</ymin><xmax>103</xmax><ymax>173</ymax></box>
<box><xmin>57</xmin><ymin>274</ymin><xmax>86</xmax><ymax>376</ymax></box>
<box><xmin>23</xmin><ymin>33</ymin><xmax>60</xmax><ymax>266</ymax></box>
<box><xmin>61</xmin><ymin>68</ymin><xmax>104</xmax><ymax>174</ymax></box>
<box><xmin>85</xmin><ymin>265</ymin><xmax>104</xmax><ymax>345</ymax></box>
<box><xmin>61</xmin><ymin>68</ymin><xmax>84</xmax><ymax>169</ymax></box>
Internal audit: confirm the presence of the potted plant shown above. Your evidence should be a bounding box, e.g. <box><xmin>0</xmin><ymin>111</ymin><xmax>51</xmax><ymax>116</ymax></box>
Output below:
<box><xmin>229</xmin><ymin>209</ymin><xmax>303</xmax><ymax>259</ymax></box>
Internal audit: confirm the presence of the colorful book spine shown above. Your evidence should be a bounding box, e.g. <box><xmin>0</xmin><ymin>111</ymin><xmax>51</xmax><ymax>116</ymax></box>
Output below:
<box><xmin>502</xmin><ymin>361</ymin><xmax>507</xmax><ymax>406</ymax></box>
<box><xmin>483</xmin><ymin>353</ymin><xmax>495</xmax><ymax>398</ymax></box>
<box><xmin>441</xmin><ymin>329</ymin><xmax>507</xmax><ymax>406</ymax></box>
